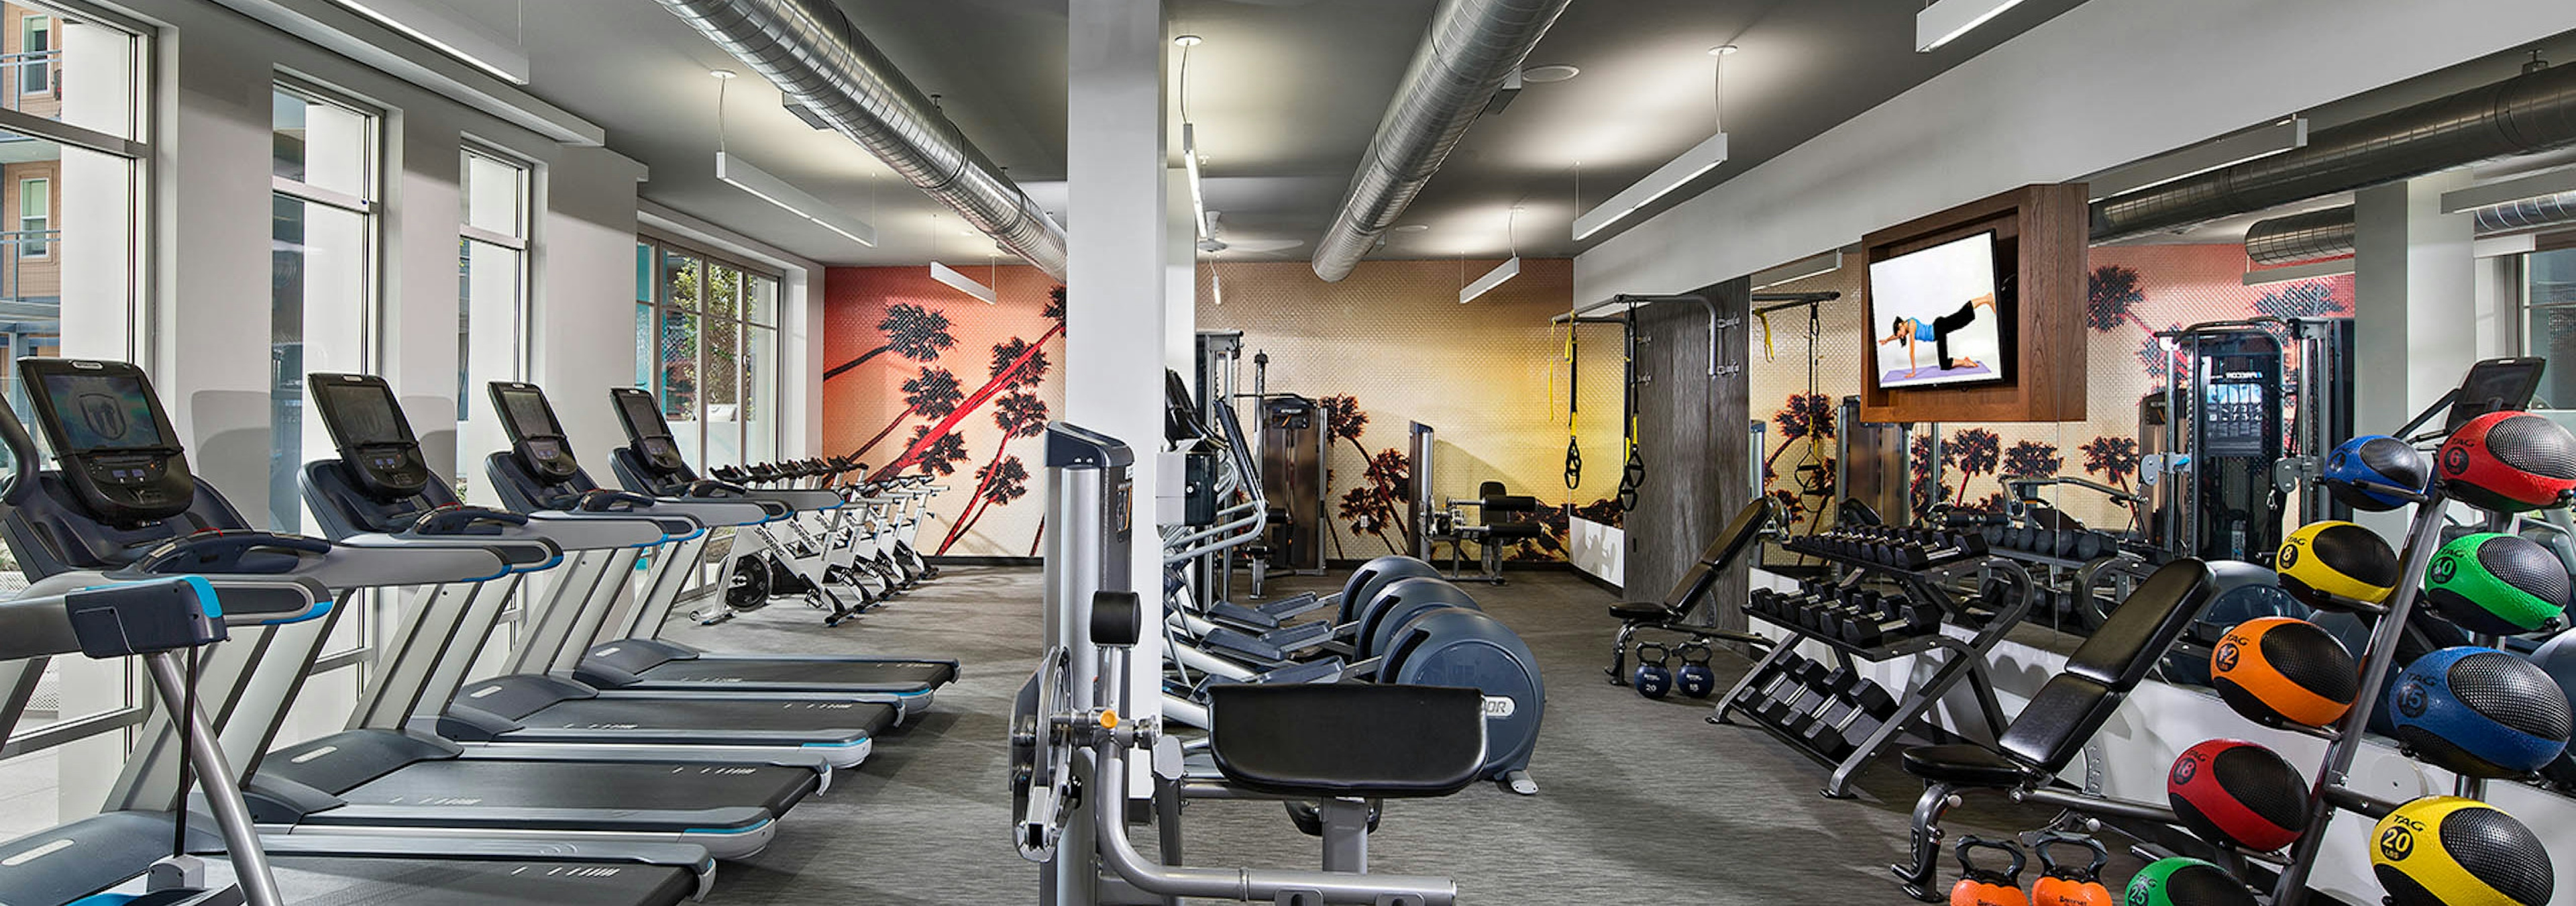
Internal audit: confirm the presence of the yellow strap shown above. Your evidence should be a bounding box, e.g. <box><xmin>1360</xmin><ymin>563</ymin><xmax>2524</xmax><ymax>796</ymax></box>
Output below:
<box><xmin>1758</xmin><ymin>310</ymin><xmax>1776</xmax><ymax>362</ymax></box>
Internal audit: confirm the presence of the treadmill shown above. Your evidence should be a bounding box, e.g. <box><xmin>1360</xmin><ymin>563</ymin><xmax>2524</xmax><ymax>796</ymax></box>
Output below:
<box><xmin>500</xmin><ymin>384</ymin><xmax>958</xmax><ymax>706</ymax></box>
<box><xmin>2</xmin><ymin>357</ymin><xmax>817</xmax><ymax>860</ymax></box>
<box><xmin>300</xmin><ymin>372</ymin><xmax>895</xmax><ymax>766</ymax></box>
<box><xmin>0</xmin><ymin>575</ymin><xmax>706</xmax><ymax>906</ymax></box>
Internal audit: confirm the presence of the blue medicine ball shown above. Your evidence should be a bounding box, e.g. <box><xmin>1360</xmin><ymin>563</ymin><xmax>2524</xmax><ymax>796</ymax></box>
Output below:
<box><xmin>2325</xmin><ymin>436</ymin><xmax>2432</xmax><ymax>513</ymax></box>
<box><xmin>2388</xmin><ymin>646</ymin><xmax>2573</xmax><ymax>778</ymax></box>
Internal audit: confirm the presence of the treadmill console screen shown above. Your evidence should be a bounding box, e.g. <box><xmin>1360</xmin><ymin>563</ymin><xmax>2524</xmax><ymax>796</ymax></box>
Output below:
<box><xmin>313</xmin><ymin>377</ymin><xmax>431</xmax><ymax>499</ymax></box>
<box><xmin>21</xmin><ymin>360</ymin><xmax>194</xmax><ymax>525</ymax></box>
<box><xmin>2447</xmin><ymin>357</ymin><xmax>2548</xmax><ymax>432</ymax></box>
<box><xmin>42</xmin><ymin>373</ymin><xmax>165</xmax><ymax>452</ymax></box>
<box><xmin>496</xmin><ymin>387</ymin><xmax>559</xmax><ymax>440</ymax></box>
<box><xmin>316</xmin><ymin>381</ymin><xmax>410</xmax><ymax>446</ymax></box>
<box><xmin>613</xmin><ymin>389</ymin><xmax>667</xmax><ymax>440</ymax></box>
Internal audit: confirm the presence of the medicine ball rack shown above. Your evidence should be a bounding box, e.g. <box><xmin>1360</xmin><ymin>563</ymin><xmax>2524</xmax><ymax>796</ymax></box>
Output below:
<box><xmin>1717</xmin><ymin>540</ymin><xmax>2036</xmax><ymax>799</ymax></box>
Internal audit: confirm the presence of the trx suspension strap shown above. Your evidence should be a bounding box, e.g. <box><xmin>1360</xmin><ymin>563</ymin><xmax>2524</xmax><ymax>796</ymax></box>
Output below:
<box><xmin>1617</xmin><ymin>303</ymin><xmax>1644</xmax><ymax>511</ymax></box>
<box><xmin>1564</xmin><ymin>309</ymin><xmax>1582</xmax><ymax>490</ymax></box>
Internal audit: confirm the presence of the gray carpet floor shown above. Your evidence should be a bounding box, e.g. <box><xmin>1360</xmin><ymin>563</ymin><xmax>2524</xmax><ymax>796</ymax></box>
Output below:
<box><xmin>655</xmin><ymin>566</ymin><xmax>2082</xmax><ymax>904</ymax></box>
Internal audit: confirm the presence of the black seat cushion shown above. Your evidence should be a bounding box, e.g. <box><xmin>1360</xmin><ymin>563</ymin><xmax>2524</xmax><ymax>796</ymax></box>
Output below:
<box><xmin>1997</xmin><ymin>674</ymin><xmax>2124</xmax><ymax>773</ymax></box>
<box><xmin>1900</xmin><ymin>744</ymin><xmax>2037</xmax><ymax>787</ymax></box>
<box><xmin>1208</xmin><ymin>684</ymin><xmax>1486</xmax><ymax>799</ymax></box>
<box><xmin>1610</xmin><ymin>601</ymin><xmax>1678</xmax><ymax>622</ymax></box>
<box><xmin>1484</xmin><ymin>521</ymin><xmax>1546</xmax><ymax>540</ymax></box>
<box><xmin>2063</xmin><ymin>559</ymin><xmax>2214</xmax><ymax>687</ymax></box>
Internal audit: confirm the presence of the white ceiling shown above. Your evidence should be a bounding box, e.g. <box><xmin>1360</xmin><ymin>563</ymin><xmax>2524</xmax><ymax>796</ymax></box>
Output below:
<box><xmin>417</xmin><ymin>0</ymin><xmax>2091</xmax><ymax>268</ymax></box>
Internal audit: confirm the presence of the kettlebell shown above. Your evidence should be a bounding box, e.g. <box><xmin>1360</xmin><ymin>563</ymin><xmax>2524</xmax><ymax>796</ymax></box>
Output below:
<box><xmin>1675</xmin><ymin>642</ymin><xmax>1717</xmax><ymax>699</ymax></box>
<box><xmin>2029</xmin><ymin>834</ymin><xmax>2111</xmax><ymax>906</ymax></box>
<box><xmin>1949</xmin><ymin>838</ymin><xmax>2030</xmax><ymax>906</ymax></box>
<box><xmin>1631</xmin><ymin>643</ymin><xmax>1674</xmax><ymax>700</ymax></box>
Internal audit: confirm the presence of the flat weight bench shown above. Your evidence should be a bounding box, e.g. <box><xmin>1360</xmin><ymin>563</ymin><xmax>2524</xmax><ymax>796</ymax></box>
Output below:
<box><xmin>1890</xmin><ymin>558</ymin><xmax>2215</xmax><ymax>901</ymax></box>
<box><xmin>1605</xmin><ymin>497</ymin><xmax>1780</xmax><ymax>682</ymax></box>
<box><xmin>1202</xmin><ymin>683</ymin><xmax>1487</xmax><ymax>892</ymax></box>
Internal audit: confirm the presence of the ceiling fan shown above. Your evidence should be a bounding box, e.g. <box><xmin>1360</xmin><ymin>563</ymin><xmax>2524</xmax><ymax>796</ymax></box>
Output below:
<box><xmin>1196</xmin><ymin>211</ymin><xmax>1305</xmax><ymax>256</ymax></box>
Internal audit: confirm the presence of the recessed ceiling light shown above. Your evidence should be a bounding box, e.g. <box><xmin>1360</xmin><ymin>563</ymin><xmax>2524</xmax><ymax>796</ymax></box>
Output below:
<box><xmin>1521</xmin><ymin>64</ymin><xmax>1580</xmax><ymax>83</ymax></box>
<box><xmin>1173</xmin><ymin>34</ymin><xmax>1203</xmax><ymax>47</ymax></box>
<box><xmin>1393</xmin><ymin>224</ymin><xmax>1432</xmax><ymax>233</ymax></box>
<box><xmin>1708</xmin><ymin>44</ymin><xmax>1739</xmax><ymax>56</ymax></box>
<box><xmin>710</xmin><ymin>68</ymin><xmax>738</xmax><ymax>79</ymax></box>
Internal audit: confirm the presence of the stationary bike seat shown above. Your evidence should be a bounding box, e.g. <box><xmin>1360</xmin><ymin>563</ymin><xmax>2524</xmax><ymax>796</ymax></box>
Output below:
<box><xmin>1208</xmin><ymin>684</ymin><xmax>1487</xmax><ymax>798</ymax></box>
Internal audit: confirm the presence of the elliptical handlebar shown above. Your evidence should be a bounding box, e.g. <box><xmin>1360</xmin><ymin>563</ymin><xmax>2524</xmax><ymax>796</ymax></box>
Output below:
<box><xmin>0</xmin><ymin>401</ymin><xmax>36</xmax><ymax>506</ymax></box>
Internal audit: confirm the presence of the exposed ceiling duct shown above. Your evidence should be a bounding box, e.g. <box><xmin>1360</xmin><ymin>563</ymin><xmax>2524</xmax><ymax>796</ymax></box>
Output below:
<box><xmin>2243</xmin><ymin>207</ymin><xmax>2358</xmax><ymax>266</ymax></box>
<box><xmin>2095</xmin><ymin>61</ymin><xmax>2576</xmax><ymax>244</ymax></box>
<box><xmin>1309</xmin><ymin>0</ymin><xmax>1574</xmax><ymax>283</ymax></box>
<box><xmin>2243</xmin><ymin>189</ymin><xmax>2576</xmax><ymax>266</ymax></box>
<box><xmin>653</xmin><ymin>0</ymin><xmax>1068</xmax><ymax>279</ymax></box>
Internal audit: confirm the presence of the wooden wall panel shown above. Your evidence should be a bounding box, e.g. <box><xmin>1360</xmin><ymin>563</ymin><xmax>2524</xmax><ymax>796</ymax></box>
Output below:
<box><xmin>1625</xmin><ymin>277</ymin><xmax>1752</xmax><ymax>630</ymax></box>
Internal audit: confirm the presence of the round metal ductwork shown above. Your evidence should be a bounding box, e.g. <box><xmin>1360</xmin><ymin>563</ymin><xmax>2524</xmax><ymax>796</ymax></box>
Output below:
<box><xmin>2098</xmin><ymin>62</ymin><xmax>2576</xmax><ymax>242</ymax></box>
<box><xmin>654</xmin><ymin>0</ymin><xmax>1067</xmax><ymax>279</ymax></box>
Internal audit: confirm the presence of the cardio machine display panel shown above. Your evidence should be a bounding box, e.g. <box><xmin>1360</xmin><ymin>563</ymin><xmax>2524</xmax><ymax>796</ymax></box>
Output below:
<box><xmin>496</xmin><ymin>386</ymin><xmax>559</xmax><ymax>440</ymax></box>
<box><xmin>38</xmin><ymin>372</ymin><xmax>166</xmax><ymax>452</ymax></box>
<box><xmin>612</xmin><ymin>388</ymin><xmax>671</xmax><ymax>440</ymax></box>
<box><xmin>2446</xmin><ymin>356</ymin><xmax>2547</xmax><ymax>432</ymax></box>
<box><xmin>313</xmin><ymin>378</ymin><xmax>415</xmax><ymax>448</ymax></box>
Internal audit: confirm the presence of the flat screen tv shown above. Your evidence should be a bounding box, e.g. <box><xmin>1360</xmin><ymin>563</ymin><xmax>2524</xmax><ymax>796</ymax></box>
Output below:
<box><xmin>1869</xmin><ymin>231</ymin><xmax>2008</xmax><ymax>391</ymax></box>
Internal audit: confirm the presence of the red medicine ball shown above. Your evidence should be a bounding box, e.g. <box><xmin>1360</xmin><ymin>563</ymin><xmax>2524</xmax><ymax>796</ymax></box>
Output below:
<box><xmin>2167</xmin><ymin>739</ymin><xmax>2310</xmax><ymax>853</ymax></box>
<box><xmin>2438</xmin><ymin>411</ymin><xmax>2576</xmax><ymax>513</ymax></box>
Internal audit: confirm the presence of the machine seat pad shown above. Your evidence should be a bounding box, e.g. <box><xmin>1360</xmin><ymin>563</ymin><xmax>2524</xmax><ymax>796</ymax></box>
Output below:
<box><xmin>1208</xmin><ymin>684</ymin><xmax>1485</xmax><ymax>799</ymax></box>
<box><xmin>1483</xmin><ymin>522</ymin><xmax>1546</xmax><ymax>540</ymax></box>
<box><xmin>1609</xmin><ymin>601</ymin><xmax>1678</xmax><ymax>623</ymax></box>
<box><xmin>1898</xmin><ymin>744</ymin><xmax>2036</xmax><ymax>787</ymax></box>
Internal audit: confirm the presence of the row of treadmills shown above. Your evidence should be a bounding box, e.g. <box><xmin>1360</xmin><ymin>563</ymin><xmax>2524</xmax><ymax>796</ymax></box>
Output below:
<box><xmin>0</xmin><ymin>357</ymin><xmax>959</xmax><ymax>905</ymax></box>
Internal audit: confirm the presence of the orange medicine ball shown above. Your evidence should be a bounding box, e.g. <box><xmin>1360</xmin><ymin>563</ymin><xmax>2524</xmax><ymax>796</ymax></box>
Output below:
<box><xmin>2211</xmin><ymin>617</ymin><xmax>2360</xmax><ymax>729</ymax></box>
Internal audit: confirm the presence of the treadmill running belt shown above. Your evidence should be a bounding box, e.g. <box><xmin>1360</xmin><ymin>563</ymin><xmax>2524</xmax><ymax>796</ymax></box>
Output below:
<box><xmin>637</xmin><ymin>658</ymin><xmax>957</xmax><ymax>688</ymax></box>
<box><xmin>519</xmin><ymin>698</ymin><xmax>896</xmax><ymax>736</ymax></box>
<box><xmin>259</xmin><ymin>857</ymin><xmax>696</xmax><ymax>906</ymax></box>
<box><xmin>327</xmin><ymin>760</ymin><xmax>814</xmax><ymax>821</ymax></box>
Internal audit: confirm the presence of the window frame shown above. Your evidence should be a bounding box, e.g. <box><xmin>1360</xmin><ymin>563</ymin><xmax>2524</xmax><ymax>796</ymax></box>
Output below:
<box><xmin>634</xmin><ymin>232</ymin><xmax>782</xmax><ymax>466</ymax></box>
<box><xmin>19</xmin><ymin>13</ymin><xmax>48</xmax><ymax>98</ymax></box>
<box><xmin>269</xmin><ymin>79</ymin><xmax>383</xmax><ymax>670</ymax></box>
<box><xmin>17</xmin><ymin>174</ymin><xmax>43</xmax><ymax>258</ymax></box>
<box><xmin>0</xmin><ymin>0</ymin><xmax>152</xmax><ymax>758</ymax></box>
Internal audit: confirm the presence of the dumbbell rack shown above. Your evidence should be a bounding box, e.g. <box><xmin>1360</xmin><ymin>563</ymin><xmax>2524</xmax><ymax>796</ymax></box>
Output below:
<box><xmin>1717</xmin><ymin>548</ymin><xmax>2036</xmax><ymax>799</ymax></box>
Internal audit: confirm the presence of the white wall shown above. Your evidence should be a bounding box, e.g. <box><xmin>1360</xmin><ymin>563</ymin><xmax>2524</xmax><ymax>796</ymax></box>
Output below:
<box><xmin>1573</xmin><ymin>0</ymin><xmax>2576</xmax><ymax>303</ymax></box>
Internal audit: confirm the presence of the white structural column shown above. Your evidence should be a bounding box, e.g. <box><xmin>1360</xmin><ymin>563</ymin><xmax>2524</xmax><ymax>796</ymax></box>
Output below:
<box><xmin>2353</xmin><ymin>172</ymin><xmax>2475</xmax><ymax>539</ymax></box>
<box><xmin>1067</xmin><ymin>0</ymin><xmax>1170</xmax><ymax>726</ymax></box>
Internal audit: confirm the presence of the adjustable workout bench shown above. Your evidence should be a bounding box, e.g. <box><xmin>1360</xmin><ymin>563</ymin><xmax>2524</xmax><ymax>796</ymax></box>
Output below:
<box><xmin>1889</xmin><ymin>558</ymin><xmax>2216</xmax><ymax>901</ymax></box>
<box><xmin>1605</xmin><ymin>497</ymin><xmax>1780</xmax><ymax>681</ymax></box>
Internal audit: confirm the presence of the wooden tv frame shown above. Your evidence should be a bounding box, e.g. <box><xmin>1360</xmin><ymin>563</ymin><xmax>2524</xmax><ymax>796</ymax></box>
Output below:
<box><xmin>1858</xmin><ymin>183</ymin><xmax>2088</xmax><ymax>424</ymax></box>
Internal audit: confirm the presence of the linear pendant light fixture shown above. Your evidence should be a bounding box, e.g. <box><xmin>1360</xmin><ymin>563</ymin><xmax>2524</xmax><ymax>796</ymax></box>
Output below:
<box><xmin>1571</xmin><ymin>132</ymin><xmax>1729</xmax><ymax>240</ymax></box>
<box><xmin>930</xmin><ymin>260</ymin><xmax>997</xmax><ymax>305</ymax></box>
<box><xmin>330</xmin><ymin>0</ymin><xmax>531</xmax><ymax>84</ymax></box>
<box><xmin>1917</xmin><ymin>0</ymin><xmax>2029</xmax><ymax>52</ymax></box>
<box><xmin>1572</xmin><ymin>46</ymin><xmax>1733</xmax><ymax>242</ymax></box>
<box><xmin>708</xmin><ymin>70</ymin><xmax>875</xmax><ymax>248</ymax></box>
<box><xmin>1183</xmin><ymin>123</ymin><xmax>1212</xmax><ymax>240</ymax></box>
<box><xmin>1460</xmin><ymin>256</ymin><xmax>1521</xmax><ymax>304</ymax></box>
<box><xmin>716</xmin><ymin>151</ymin><xmax>878</xmax><ymax>246</ymax></box>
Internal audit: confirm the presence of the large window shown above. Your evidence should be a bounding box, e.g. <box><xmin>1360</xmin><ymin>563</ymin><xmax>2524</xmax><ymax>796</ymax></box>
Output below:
<box><xmin>0</xmin><ymin>0</ymin><xmax>148</xmax><ymax>840</ymax></box>
<box><xmin>457</xmin><ymin>147</ymin><xmax>530</xmax><ymax>504</ymax></box>
<box><xmin>270</xmin><ymin>85</ymin><xmax>379</xmax><ymax>532</ymax></box>
<box><xmin>2526</xmin><ymin>246</ymin><xmax>2576</xmax><ymax>410</ymax></box>
<box><xmin>634</xmin><ymin>235</ymin><xmax>780</xmax><ymax>468</ymax></box>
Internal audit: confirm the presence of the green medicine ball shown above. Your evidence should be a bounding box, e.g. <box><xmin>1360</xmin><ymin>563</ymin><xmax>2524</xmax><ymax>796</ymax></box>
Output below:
<box><xmin>2425</xmin><ymin>533</ymin><xmax>2573</xmax><ymax>636</ymax></box>
<box><xmin>2126</xmin><ymin>857</ymin><xmax>2256</xmax><ymax>906</ymax></box>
